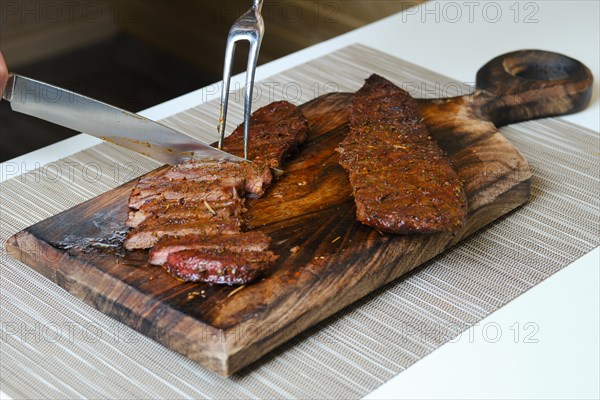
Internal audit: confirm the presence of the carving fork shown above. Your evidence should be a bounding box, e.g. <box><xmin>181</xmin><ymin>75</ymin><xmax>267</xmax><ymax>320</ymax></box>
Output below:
<box><xmin>217</xmin><ymin>0</ymin><xmax>264</xmax><ymax>160</ymax></box>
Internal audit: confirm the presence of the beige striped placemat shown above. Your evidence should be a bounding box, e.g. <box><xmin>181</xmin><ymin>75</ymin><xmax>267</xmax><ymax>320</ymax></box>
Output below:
<box><xmin>1</xmin><ymin>44</ymin><xmax>598</xmax><ymax>399</ymax></box>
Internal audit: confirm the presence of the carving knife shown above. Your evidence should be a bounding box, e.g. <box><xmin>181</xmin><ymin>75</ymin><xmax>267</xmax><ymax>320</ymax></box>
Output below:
<box><xmin>2</xmin><ymin>74</ymin><xmax>245</xmax><ymax>165</ymax></box>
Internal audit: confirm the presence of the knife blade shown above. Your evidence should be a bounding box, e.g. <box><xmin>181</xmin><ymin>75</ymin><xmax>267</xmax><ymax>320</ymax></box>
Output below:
<box><xmin>2</xmin><ymin>74</ymin><xmax>245</xmax><ymax>165</ymax></box>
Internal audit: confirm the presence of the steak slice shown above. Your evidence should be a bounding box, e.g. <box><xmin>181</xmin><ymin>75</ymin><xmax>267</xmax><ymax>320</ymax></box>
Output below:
<box><xmin>338</xmin><ymin>74</ymin><xmax>467</xmax><ymax>234</ymax></box>
<box><xmin>126</xmin><ymin>198</ymin><xmax>244</xmax><ymax>228</ymax></box>
<box><xmin>240</xmin><ymin>162</ymin><xmax>273</xmax><ymax>198</ymax></box>
<box><xmin>129</xmin><ymin>179</ymin><xmax>242</xmax><ymax>210</ymax></box>
<box><xmin>162</xmin><ymin>160</ymin><xmax>272</xmax><ymax>198</ymax></box>
<box><xmin>149</xmin><ymin>231</ymin><xmax>272</xmax><ymax>265</ymax></box>
<box><xmin>128</xmin><ymin>162</ymin><xmax>271</xmax><ymax>210</ymax></box>
<box><xmin>124</xmin><ymin>217</ymin><xmax>241</xmax><ymax>250</ymax></box>
<box><xmin>220</xmin><ymin>101</ymin><xmax>310</xmax><ymax>168</ymax></box>
<box><xmin>165</xmin><ymin>249</ymin><xmax>278</xmax><ymax>285</ymax></box>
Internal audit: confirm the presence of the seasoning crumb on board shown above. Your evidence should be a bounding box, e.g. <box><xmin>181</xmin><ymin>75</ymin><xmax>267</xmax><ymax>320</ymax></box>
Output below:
<box><xmin>187</xmin><ymin>291</ymin><xmax>201</xmax><ymax>299</ymax></box>
<box><xmin>290</xmin><ymin>246</ymin><xmax>300</xmax><ymax>254</ymax></box>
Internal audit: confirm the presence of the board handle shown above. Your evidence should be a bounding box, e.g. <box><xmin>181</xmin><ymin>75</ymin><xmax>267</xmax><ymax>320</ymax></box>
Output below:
<box><xmin>475</xmin><ymin>50</ymin><xmax>593</xmax><ymax>127</ymax></box>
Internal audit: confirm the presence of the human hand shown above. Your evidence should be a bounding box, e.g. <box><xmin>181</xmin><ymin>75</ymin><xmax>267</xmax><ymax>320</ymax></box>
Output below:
<box><xmin>0</xmin><ymin>51</ymin><xmax>8</xmax><ymax>98</ymax></box>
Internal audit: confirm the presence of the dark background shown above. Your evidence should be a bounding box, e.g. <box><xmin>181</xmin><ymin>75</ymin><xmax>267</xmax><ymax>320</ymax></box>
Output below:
<box><xmin>0</xmin><ymin>0</ymin><xmax>421</xmax><ymax>161</ymax></box>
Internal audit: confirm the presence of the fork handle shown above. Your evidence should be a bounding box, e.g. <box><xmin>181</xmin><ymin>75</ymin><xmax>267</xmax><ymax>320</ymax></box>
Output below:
<box><xmin>253</xmin><ymin>0</ymin><xmax>263</xmax><ymax>10</ymax></box>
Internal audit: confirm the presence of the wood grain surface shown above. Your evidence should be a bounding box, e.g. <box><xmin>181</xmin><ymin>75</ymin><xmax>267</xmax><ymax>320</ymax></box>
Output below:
<box><xmin>6</xmin><ymin>50</ymin><xmax>593</xmax><ymax>376</ymax></box>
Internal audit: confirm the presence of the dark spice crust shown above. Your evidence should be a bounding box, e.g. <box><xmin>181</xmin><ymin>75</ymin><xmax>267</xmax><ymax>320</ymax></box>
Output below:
<box><xmin>338</xmin><ymin>74</ymin><xmax>468</xmax><ymax>234</ymax></box>
<box><xmin>220</xmin><ymin>101</ymin><xmax>310</xmax><ymax>168</ymax></box>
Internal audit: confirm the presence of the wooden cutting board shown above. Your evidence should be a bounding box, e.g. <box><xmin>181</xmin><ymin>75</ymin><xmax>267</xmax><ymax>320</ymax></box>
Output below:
<box><xmin>6</xmin><ymin>49</ymin><xmax>592</xmax><ymax>376</ymax></box>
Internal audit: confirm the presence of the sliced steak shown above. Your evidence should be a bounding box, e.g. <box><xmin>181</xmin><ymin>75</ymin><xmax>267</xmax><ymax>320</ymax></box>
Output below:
<box><xmin>129</xmin><ymin>179</ymin><xmax>242</xmax><ymax>210</ymax></box>
<box><xmin>128</xmin><ymin>162</ymin><xmax>271</xmax><ymax>210</ymax></box>
<box><xmin>338</xmin><ymin>74</ymin><xmax>467</xmax><ymax>234</ymax></box>
<box><xmin>149</xmin><ymin>231</ymin><xmax>272</xmax><ymax>265</ymax></box>
<box><xmin>125</xmin><ymin>101</ymin><xmax>310</xmax><ymax>284</ymax></box>
<box><xmin>165</xmin><ymin>249</ymin><xmax>278</xmax><ymax>285</ymax></box>
<box><xmin>166</xmin><ymin>160</ymin><xmax>245</xmax><ymax>181</ymax></box>
<box><xmin>220</xmin><ymin>101</ymin><xmax>310</xmax><ymax>168</ymax></box>
<box><xmin>164</xmin><ymin>160</ymin><xmax>272</xmax><ymax>197</ymax></box>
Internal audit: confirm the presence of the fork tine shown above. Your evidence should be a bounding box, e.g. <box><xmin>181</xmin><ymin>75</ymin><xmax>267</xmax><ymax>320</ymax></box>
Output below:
<box><xmin>217</xmin><ymin>38</ymin><xmax>237</xmax><ymax>150</ymax></box>
<box><xmin>242</xmin><ymin>39</ymin><xmax>263</xmax><ymax>160</ymax></box>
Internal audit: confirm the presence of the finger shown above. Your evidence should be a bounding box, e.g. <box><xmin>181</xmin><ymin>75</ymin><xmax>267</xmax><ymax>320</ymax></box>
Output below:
<box><xmin>0</xmin><ymin>51</ymin><xmax>8</xmax><ymax>98</ymax></box>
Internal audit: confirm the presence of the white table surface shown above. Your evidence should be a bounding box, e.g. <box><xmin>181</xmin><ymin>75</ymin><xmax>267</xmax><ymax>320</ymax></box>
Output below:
<box><xmin>1</xmin><ymin>1</ymin><xmax>598</xmax><ymax>399</ymax></box>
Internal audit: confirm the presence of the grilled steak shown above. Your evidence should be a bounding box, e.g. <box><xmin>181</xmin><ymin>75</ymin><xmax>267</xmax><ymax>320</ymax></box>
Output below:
<box><xmin>149</xmin><ymin>231</ymin><xmax>272</xmax><ymax>265</ymax></box>
<box><xmin>338</xmin><ymin>74</ymin><xmax>467</xmax><ymax>234</ymax></box>
<box><xmin>165</xmin><ymin>249</ymin><xmax>278</xmax><ymax>285</ymax></box>
<box><xmin>220</xmin><ymin>101</ymin><xmax>310</xmax><ymax>168</ymax></box>
<box><xmin>125</xmin><ymin>100</ymin><xmax>309</xmax><ymax>284</ymax></box>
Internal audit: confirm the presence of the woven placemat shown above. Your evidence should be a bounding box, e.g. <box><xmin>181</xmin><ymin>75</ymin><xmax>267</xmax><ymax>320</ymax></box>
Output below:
<box><xmin>1</xmin><ymin>45</ymin><xmax>598</xmax><ymax>399</ymax></box>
